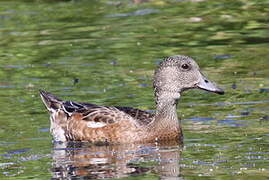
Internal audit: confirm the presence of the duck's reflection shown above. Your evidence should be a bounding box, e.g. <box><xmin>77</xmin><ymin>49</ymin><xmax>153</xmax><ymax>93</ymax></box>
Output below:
<box><xmin>51</xmin><ymin>141</ymin><xmax>183</xmax><ymax>179</ymax></box>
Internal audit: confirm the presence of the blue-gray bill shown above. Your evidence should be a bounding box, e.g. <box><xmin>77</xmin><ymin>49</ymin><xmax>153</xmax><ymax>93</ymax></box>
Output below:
<box><xmin>197</xmin><ymin>74</ymin><xmax>224</xmax><ymax>95</ymax></box>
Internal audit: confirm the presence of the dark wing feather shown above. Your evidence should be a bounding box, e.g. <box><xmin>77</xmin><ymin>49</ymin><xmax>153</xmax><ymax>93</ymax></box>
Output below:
<box><xmin>62</xmin><ymin>100</ymin><xmax>154</xmax><ymax>126</ymax></box>
<box><xmin>80</xmin><ymin>106</ymin><xmax>122</xmax><ymax>125</ymax></box>
<box><xmin>115</xmin><ymin>106</ymin><xmax>154</xmax><ymax>125</ymax></box>
<box><xmin>61</xmin><ymin>101</ymin><xmax>128</xmax><ymax>125</ymax></box>
<box><xmin>40</xmin><ymin>90</ymin><xmax>154</xmax><ymax>125</ymax></box>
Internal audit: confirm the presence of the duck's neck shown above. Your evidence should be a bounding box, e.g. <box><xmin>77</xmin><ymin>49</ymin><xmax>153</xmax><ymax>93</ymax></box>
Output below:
<box><xmin>148</xmin><ymin>91</ymin><xmax>181</xmax><ymax>133</ymax></box>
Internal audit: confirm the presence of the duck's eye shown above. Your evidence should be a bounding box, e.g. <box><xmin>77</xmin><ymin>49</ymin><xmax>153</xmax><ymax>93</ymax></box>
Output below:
<box><xmin>181</xmin><ymin>64</ymin><xmax>189</xmax><ymax>70</ymax></box>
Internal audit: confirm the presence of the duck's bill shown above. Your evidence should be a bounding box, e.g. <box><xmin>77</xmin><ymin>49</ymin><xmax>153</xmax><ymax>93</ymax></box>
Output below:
<box><xmin>197</xmin><ymin>74</ymin><xmax>224</xmax><ymax>95</ymax></box>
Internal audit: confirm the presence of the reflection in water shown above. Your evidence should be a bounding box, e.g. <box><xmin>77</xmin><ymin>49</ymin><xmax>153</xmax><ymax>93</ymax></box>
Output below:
<box><xmin>52</xmin><ymin>142</ymin><xmax>182</xmax><ymax>179</ymax></box>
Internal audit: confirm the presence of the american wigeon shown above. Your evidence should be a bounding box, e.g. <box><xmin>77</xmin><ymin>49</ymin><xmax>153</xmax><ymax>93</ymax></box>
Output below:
<box><xmin>40</xmin><ymin>55</ymin><xmax>224</xmax><ymax>144</ymax></box>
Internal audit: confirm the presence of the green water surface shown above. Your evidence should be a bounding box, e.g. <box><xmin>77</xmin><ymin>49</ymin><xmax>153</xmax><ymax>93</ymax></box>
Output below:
<box><xmin>0</xmin><ymin>0</ymin><xmax>269</xmax><ymax>179</ymax></box>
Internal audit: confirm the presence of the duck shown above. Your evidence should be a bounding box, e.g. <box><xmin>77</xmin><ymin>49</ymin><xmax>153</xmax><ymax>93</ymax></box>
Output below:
<box><xmin>40</xmin><ymin>55</ymin><xmax>224</xmax><ymax>144</ymax></box>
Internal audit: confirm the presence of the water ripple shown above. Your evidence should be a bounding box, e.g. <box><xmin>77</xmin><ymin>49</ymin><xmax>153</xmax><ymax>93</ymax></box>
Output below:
<box><xmin>107</xmin><ymin>9</ymin><xmax>159</xmax><ymax>18</ymax></box>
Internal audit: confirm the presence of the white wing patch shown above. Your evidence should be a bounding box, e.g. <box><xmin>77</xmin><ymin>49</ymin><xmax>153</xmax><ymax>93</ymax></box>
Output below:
<box><xmin>89</xmin><ymin>158</ymin><xmax>108</xmax><ymax>164</ymax></box>
<box><xmin>87</xmin><ymin>121</ymin><xmax>107</xmax><ymax>128</ymax></box>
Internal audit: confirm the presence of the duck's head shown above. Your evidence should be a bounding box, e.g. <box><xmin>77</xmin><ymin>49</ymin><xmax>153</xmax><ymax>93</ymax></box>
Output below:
<box><xmin>153</xmin><ymin>55</ymin><xmax>224</xmax><ymax>99</ymax></box>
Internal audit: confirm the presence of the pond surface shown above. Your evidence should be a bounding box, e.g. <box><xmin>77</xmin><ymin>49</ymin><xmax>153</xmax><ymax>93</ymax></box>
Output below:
<box><xmin>0</xmin><ymin>0</ymin><xmax>269</xmax><ymax>179</ymax></box>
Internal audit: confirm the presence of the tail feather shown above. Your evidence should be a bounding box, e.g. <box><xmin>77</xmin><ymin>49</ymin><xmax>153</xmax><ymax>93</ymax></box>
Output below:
<box><xmin>39</xmin><ymin>90</ymin><xmax>63</xmax><ymax>112</ymax></box>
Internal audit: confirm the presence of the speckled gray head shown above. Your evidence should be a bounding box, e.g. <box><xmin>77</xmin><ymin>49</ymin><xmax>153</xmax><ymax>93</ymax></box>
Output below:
<box><xmin>153</xmin><ymin>55</ymin><xmax>224</xmax><ymax>97</ymax></box>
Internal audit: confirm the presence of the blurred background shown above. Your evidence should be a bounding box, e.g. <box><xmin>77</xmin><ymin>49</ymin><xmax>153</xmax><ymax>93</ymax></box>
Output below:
<box><xmin>0</xmin><ymin>0</ymin><xmax>268</xmax><ymax>179</ymax></box>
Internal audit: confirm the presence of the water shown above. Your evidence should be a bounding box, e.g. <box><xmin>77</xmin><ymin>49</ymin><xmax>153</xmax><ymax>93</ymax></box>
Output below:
<box><xmin>0</xmin><ymin>0</ymin><xmax>269</xmax><ymax>179</ymax></box>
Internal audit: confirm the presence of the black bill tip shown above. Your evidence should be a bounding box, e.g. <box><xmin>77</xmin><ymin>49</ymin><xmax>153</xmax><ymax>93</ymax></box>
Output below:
<box><xmin>215</xmin><ymin>88</ymin><xmax>225</xmax><ymax>95</ymax></box>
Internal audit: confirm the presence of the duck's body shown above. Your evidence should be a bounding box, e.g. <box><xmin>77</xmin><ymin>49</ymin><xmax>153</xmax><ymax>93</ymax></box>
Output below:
<box><xmin>40</xmin><ymin>91</ymin><xmax>181</xmax><ymax>143</ymax></box>
<box><xmin>40</xmin><ymin>55</ymin><xmax>224</xmax><ymax>144</ymax></box>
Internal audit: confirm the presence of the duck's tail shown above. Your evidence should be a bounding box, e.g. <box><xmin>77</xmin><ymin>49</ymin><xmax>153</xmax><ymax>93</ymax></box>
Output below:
<box><xmin>39</xmin><ymin>90</ymin><xmax>63</xmax><ymax>113</ymax></box>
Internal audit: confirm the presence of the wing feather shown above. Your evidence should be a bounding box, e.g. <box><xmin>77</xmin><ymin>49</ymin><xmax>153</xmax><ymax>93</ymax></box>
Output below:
<box><xmin>81</xmin><ymin>106</ymin><xmax>126</xmax><ymax>125</ymax></box>
<box><xmin>62</xmin><ymin>100</ymin><xmax>154</xmax><ymax>128</ymax></box>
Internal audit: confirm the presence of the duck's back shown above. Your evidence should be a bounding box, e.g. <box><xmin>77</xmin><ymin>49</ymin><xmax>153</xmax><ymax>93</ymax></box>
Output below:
<box><xmin>40</xmin><ymin>90</ymin><xmax>154</xmax><ymax>143</ymax></box>
<box><xmin>63</xmin><ymin>101</ymin><xmax>154</xmax><ymax>126</ymax></box>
